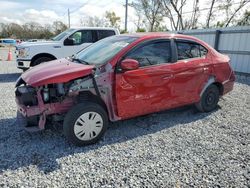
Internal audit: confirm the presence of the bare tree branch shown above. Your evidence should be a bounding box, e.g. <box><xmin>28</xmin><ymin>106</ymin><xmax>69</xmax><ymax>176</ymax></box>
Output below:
<box><xmin>170</xmin><ymin>0</ymin><xmax>184</xmax><ymax>30</ymax></box>
<box><xmin>131</xmin><ymin>0</ymin><xmax>163</xmax><ymax>31</ymax></box>
<box><xmin>206</xmin><ymin>0</ymin><xmax>216</xmax><ymax>28</ymax></box>
<box><xmin>225</xmin><ymin>0</ymin><xmax>249</xmax><ymax>26</ymax></box>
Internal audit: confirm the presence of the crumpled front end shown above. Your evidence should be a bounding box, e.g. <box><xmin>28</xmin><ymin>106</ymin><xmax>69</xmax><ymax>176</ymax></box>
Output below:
<box><xmin>15</xmin><ymin>78</ymin><xmax>75</xmax><ymax>131</ymax></box>
<box><xmin>15</xmin><ymin>61</ymin><xmax>120</xmax><ymax>132</ymax></box>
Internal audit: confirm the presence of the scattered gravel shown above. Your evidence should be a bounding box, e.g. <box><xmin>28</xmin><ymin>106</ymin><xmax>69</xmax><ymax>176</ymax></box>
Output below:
<box><xmin>0</xmin><ymin>60</ymin><xmax>249</xmax><ymax>187</ymax></box>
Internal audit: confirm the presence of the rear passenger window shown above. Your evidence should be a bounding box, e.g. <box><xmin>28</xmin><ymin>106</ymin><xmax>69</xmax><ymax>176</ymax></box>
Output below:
<box><xmin>97</xmin><ymin>30</ymin><xmax>115</xmax><ymax>40</ymax></box>
<box><xmin>126</xmin><ymin>41</ymin><xmax>171</xmax><ymax>67</ymax></box>
<box><xmin>69</xmin><ymin>30</ymin><xmax>93</xmax><ymax>45</ymax></box>
<box><xmin>200</xmin><ymin>45</ymin><xmax>208</xmax><ymax>57</ymax></box>
<box><xmin>177</xmin><ymin>42</ymin><xmax>207</xmax><ymax>60</ymax></box>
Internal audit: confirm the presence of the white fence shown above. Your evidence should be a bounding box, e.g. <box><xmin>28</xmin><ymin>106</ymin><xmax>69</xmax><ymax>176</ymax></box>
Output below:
<box><xmin>178</xmin><ymin>26</ymin><xmax>250</xmax><ymax>75</ymax></box>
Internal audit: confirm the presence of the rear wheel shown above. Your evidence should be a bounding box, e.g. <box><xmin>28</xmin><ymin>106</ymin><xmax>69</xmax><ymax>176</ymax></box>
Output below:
<box><xmin>63</xmin><ymin>102</ymin><xmax>108</xmax><ymax>146</ymax></box>
<box><xmin>32</xmin><ymin>57</ymin><xmax>53</xmax><ymax>66</ymax></box>
<box><xmin>195</xmin><ymin>84</ymin><xmax>220</xmax><ymax>112</ymax></box>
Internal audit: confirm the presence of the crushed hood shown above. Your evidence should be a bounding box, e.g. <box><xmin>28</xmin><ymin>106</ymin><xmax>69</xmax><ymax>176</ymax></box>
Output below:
<box><xmin>21</xmin><ymin>58</ymin><xmax>95</xmax><ymax>86</ymax></box>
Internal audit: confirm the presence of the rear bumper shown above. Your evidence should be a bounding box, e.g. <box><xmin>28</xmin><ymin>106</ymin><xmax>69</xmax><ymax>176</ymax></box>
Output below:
<box><xmin>222</xmin><ymin>80</ymin><xmax>234</xmax><ymax>95</ymax></box>
<box><xmin>16</xmin><ymin>59</ymin><xmax>31</xmax><ymax>69</ymax></box>
<box><xmin>222</xmin><ymin>71</ymin><xmax>235</xmax><ymax>95</ymax></box>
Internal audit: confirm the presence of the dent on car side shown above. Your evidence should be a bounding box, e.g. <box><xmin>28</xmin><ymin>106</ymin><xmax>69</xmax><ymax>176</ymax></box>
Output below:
<box><xmin>15</xmin><ymin>33</ymin><xmax>235</xmax><ymax>145</ymax></box>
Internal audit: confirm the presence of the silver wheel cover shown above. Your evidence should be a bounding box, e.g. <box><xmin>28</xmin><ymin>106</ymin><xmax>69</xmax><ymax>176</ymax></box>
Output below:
<box><xmin>74</xmin><ymin>112</ymin><xmax>103</xmax><ymax>141</ymax></box>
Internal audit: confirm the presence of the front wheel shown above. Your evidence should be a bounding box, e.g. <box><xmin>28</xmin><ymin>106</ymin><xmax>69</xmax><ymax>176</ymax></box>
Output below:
<box><xmin>32</xmin><ymin>57</ymin><xmax>53</xmax><ymax>66</ymax></box>
<box><xmin>195</xmin><ymin>84</ymin><xmax>220</xmax><ymax>112</ymax></box>
<box><xmin>63</xmin><ymin>102</ymin><xmax>108</xmax><ymax>146</ymax></box>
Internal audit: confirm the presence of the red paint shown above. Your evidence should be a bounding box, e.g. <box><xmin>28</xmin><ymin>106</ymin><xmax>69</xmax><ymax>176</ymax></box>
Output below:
<box><xmin>22</xmin><ymin>58</ymin><xmax>94</xmax><ymax>86</ymax></box>
<box><xmin>17</xmin><ymin>33</ymin><xmax>235</xmax><ymax>126</ymax></box>
<box><xmin>120</xmin><ymin>59</ymin><xmax>139</xmax><ymax>70</ymax></box>
<box><xmin>115</xmin><ymin>59</ymin><xmax>213</xmax><ymax>119</ymax></box>
<box><xmin>112</xmin><ymin>33</ymin><xmax>234</xmax><ymax>119</ymax></box>
<box><xmin>16</xmin><ymin>91</ymin><xmax>74</xmax><ymax>117</ymax></box>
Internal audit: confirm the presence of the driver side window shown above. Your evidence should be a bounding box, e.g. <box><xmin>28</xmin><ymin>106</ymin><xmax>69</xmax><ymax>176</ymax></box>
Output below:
<box><xmin>125</xmin><ymin>40</ymin><xmax>171</xmax><ymax>67</ymax></box>
<box><xmin>68</xmin><ymin>30</ymin><xmax>93</xmax><ymax>45</ymax></box>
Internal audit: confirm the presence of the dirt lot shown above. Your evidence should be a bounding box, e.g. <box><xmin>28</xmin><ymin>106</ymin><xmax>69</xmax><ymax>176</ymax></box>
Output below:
<box><xmin>0</xmin><ymin>49</ymin><xmax>249</xmax><ymax>187</ymax></box>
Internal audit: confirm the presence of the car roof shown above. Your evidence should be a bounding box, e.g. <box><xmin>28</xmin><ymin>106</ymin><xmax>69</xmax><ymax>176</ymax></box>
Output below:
<box><xmin>123</xmin><ymin>32</ymin><xmax>198</xmax><ymax>40</ymax></box>
<box><xmin>70</xmin><ymin>27</ymin><xmax>118</xmax><ymax>31</ymax></box>
<box><xmin>121</xmin><ymin>32</ymin><xmax>211</xmax><ymax>49</ymax></box>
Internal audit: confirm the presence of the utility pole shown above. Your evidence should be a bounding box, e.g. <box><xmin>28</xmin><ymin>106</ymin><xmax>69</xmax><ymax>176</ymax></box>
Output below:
<box><xmin>125</xmin><ymin>0</ymin><xmax>128</xmax><ymax>32</ymax></box>
<box><xmin>68</xmin><ymin>8</ymin><xmax>71</xmax><ymax>28</ymax></box>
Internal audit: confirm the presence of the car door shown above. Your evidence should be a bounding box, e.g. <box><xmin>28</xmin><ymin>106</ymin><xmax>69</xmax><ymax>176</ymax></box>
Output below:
<box><xmin>96</xmin><ymin>30</ymin><xmax>116</xmax><ymax>41</ymax></box>
<box><xmin>115</xmin><ymin>39</ymin><xmax>175</xmax><ymax>119</ymax></box>
<box><xmin>172</xmin><ymin>40</ymin><xmax>211</xmax><ymax>104</ymax></box>
<box><xmin>63</xmin><ymin>30</ymin><xmax>94</xmax><ymax>57</ymax></box>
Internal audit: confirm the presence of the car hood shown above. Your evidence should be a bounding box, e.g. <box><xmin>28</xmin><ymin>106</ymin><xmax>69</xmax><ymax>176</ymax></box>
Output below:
<box><xmin>21</xmin><ymin>58</ymin><xmax>95</xmax><ymax>87</ymax></box>
<box><xmin>17</xmin><ymin>41</ymin><xmax>61</xmax><ymax>48</ymax></box>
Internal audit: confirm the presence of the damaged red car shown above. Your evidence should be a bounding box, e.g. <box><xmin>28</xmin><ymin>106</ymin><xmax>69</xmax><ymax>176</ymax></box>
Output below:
<box><xmin>15</xmin><ymin>33</ymin><xmax>235</xmax><ymax>146</ymax></box>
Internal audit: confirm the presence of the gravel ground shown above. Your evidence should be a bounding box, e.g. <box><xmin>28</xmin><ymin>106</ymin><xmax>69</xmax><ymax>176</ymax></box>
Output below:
<box><xmin>0</xmin><ymin>57</ymin><xmax>249</xmax><ymax>187</ymax></box>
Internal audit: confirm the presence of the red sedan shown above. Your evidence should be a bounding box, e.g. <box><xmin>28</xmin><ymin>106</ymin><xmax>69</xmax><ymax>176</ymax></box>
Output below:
<box><xmin>15</xmin><ymin>33</ymin><xmax>235</xmax><ymax>146</ymax></box>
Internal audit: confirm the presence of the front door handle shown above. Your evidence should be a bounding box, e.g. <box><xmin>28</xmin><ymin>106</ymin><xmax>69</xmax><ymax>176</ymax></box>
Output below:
<box><xmin>162</xmin><ymin>74</ymin><xmax>173</xmax><ymax>80</ymax></box>
<box><xmin>203</xmin><ymin>67</ymin><xmax>209</xmax><ymax>73</ymax></box>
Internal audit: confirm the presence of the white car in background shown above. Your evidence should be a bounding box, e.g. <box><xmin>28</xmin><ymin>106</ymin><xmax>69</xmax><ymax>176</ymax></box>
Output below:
<box><xmin>16</xmin><ymin>27</ymin><xmax>120</xmax><ymax>70</ymax></box>
<box><xmin>0</xmin><ymin>38</ymin><xmax>16</xmax><ymax>46</ymax></box>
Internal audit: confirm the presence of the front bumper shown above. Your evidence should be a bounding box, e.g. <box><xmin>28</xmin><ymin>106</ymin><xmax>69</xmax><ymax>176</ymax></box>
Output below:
<box><xmin>16</xmin><ymin>59</ymin><xmax>31</xmax><ymax>69</ymax></box>
<box><xmin>15</xmin><ymin>87</ymin><xmax>75</xmax><ymax>130</ymax></box>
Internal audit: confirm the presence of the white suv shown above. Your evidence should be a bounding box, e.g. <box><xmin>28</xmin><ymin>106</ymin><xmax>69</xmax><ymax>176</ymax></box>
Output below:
<box><xmin>16</xmin><ymin>27</ymin><xmax>120</xmax><ymax>70</ymax></box>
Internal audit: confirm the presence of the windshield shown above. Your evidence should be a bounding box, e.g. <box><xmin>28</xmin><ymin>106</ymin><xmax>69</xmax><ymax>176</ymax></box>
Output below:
<box><xmin>52</xmin><ymin>29</ymin><xmax>75</xmax><ymax>41</ymax></box>
<box><xmin>75</xmin><ymin>35</ymin><xmax>138</xmax><ymax>65</ymax></box>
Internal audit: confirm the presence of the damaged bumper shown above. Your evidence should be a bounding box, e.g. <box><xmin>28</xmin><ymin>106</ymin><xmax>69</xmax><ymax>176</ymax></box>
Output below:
<box><xmin>222</xmin><ymin>71</ymin><xmax>235</xmax><ymax>95</ymax></box>
<box><xmin>15</xmin><ymin>86</ymin><xmax>75</xmax><ymax>131</ymax></box>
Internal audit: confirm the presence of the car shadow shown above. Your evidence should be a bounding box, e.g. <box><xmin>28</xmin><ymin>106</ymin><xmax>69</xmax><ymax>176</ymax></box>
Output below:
<box><xmin>236</xmin><ymin>78</ymin><xmax>250</xmax><ymax>86</ymax></box>
<box><xmin>0</xmin><ymin>73</ymin><xmax>21</xmax><ymax>83</ymax></box>
<box><xmin>0</xmin><ymin>105</ymin><xmax>219</xmax><ymax>174</ymax></box>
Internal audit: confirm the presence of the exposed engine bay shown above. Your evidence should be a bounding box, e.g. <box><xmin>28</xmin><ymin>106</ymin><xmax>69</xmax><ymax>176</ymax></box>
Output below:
<box><xmin>15</xmin><ymin>65</ymin><xmax>118</xmax><ymax>132</ymax></box>
<box><xmin>15</xmin><ymin>75</ymin><xmax>95</xmax><ymax>130</ymax></box>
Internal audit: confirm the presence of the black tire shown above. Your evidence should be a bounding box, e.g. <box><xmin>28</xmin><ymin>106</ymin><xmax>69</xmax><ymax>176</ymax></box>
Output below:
<box><xmin>26</xmin><ymin>115</ymin><xmax>39</xmax><ymax>127</ymax></box>
<box><xmin>22</xmin><ymin>68</ymin><xmax>29</xmax><ymax>72</ymax></box>
<box><xmin>32</xmin><ymin>57</ymin><xmax>52</xmax><ymax>66</ymax></box>
<box><xmin>63</xmin><ymin>102</ymin><xmax>108</xmax><ymax>146</ymax></box>
<box><xmin>195</xmin><ymin>84</ymin><xmax>220</xmax><ymax>112</ymax></box>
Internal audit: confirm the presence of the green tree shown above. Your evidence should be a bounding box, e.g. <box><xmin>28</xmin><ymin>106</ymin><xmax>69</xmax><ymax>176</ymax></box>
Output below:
<box><xmin>105</xmin><ymin>11</ymin><xmax>121</xmax><ymax>28</ymax></box>
<box><xmin>132</xmin><ymin>0</ymin><xmax>163</xmax><ymax>31</ymax></box>
<box><xmin>136</xmin><ymin>28</ymin><xmax>146</xmax><ymax>32</ymax></box>
<box><xmin>52</xmin><ymin>21</ymin><xmax>68</xmax><ymax>35</ymax></box>
<box><xmin>217</xmin><ymin>0</ymin><xmax>249</xmax><ymax>27</ymax></box>
<box><xmin>0</xmin><ymin>21</ymin><xmax>67</xmax><ymax>40</ymax></box>
<box><xmin>237</xmin><ymin>10</ymin><xmax>250</xmax><ymax>26</ymax></box>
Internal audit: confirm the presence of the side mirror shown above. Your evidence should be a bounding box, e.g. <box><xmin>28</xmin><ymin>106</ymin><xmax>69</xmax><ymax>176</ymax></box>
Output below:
<box><xmin>64</xmin><ymin>38</ymin><xmax>75</xmax><ymax>46</ymax></box>
<box><xmin>120</xmin><ymin>59</ymin><xmax>139</xmax><ymax>71</ymax></box>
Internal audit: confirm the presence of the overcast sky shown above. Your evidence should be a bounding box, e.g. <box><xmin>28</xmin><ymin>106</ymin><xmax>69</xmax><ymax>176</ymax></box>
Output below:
<box><xmin>0</xmin><ymin>0</ymin><xmax>249</xmax><ymax>31</ymax></box>
<box><xmin>0</xmin><ymin>0</ymin><xmax>138</xmax><ymax>30</ymax></box>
